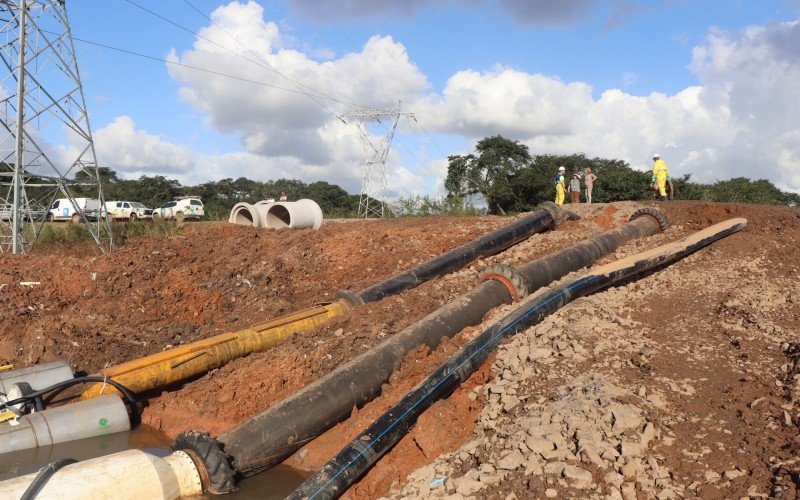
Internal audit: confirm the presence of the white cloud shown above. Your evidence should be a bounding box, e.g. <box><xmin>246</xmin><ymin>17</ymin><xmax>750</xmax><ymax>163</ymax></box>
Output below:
<box><xmin>81</xmin><ymin>4</ymin><xmax>800</xmax><ymax>196</ymax></box>
<box><xmin>90</xmin><ymin>116</ymin><xmax>194</xmax><ymax>176</ymax></box>
<box><xmin>159</xmin><ymin>0</ymin><xmax>430</xmax><ymax>191</ymax></box>
<box><xmin>416</xmin><ymin>67</ymin><xmax>593</xmax><ymax>139</ymax></box>
<box><xmin>412</xmin><ymin>20</ymin><xmax>800</xmax><ymax>192</ymax></box>
<box><xmin>621</xmin><ymin>72</ymin><xmax>637</xmax><ymax>87</ymax></box>
<box><xmin>87</xmin><ymin>115</ymin><xmax>368</xmax><ymax>192</ymax></box>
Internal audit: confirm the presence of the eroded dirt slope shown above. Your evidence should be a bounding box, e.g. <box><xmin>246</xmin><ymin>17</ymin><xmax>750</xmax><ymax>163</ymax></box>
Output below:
<box><xmin>0</xmin><ymin>216</ymin><xmax>508</xmax><ymax>371</ymax></box>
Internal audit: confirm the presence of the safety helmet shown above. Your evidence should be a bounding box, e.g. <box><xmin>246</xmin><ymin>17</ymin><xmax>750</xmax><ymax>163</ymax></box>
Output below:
<box><xmin>559</xmin><ymin>166</ymin><xmax>566</xmax><ymax>171</ymax></box>
<box><xmin>652</xmin><ymin>153</ymin><xmax>660</xmax><ymax>159</ymax></box>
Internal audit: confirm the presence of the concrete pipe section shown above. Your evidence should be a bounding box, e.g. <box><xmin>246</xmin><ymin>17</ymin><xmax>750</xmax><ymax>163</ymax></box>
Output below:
<box><xmin>0</xmin><ymin>449</ymin><xmax>203</xmax><ymax>499</ymax></box>
<box><xmin>264</xmin><ymin>199</ymin><xmax>324</xmax><ymax>230</ymax></box>
<box><xmin>229</xmin><ymin>202</ymin><xmax>265</xmax><ymax>227</ymax></box>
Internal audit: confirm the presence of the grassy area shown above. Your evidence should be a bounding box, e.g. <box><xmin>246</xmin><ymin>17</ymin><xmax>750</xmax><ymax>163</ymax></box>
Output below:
<box><xmin>29</xmin><ymin>219</ymin><xmax>184</xmax><ymax>254</ymax></box>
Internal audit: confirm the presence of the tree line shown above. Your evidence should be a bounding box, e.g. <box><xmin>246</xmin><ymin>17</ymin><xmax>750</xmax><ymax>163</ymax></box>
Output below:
<box><xmin>6</xmin><ymin>139</ymin><xmax>798</xmax><ymax>221</ymax></box>
<box><xmin>443</xmin><ymin>135</ymin><xmax>800</xmax><ymax>214</ymax></box>
<box><xmin>82</xmin><ymin>168</ymin><xmax>360</xmax><ymax>220</ymax></box>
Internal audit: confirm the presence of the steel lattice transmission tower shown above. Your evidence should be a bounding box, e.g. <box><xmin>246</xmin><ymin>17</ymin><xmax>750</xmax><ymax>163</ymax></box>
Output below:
<box><xmin>0</xmin><ymin>0</ymin><xmax>111</xmax><ymax>254</ymax></box>
<box><xmin>346</xmin><ymin>105</ymin><xmax>414</xmax><ymax>218</ymax></box>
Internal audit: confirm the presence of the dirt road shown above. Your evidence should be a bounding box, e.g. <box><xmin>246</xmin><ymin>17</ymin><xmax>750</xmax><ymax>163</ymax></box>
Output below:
<box><xmin>1</xmin><ymin>201</ymin><xmax>798</xmax><ymax>498</ymax></box>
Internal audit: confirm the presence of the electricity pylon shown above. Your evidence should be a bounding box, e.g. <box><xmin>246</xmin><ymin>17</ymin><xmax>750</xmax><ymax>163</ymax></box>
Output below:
<box><xmin>0</xmin><ymin>0</ymin><xmax>112</xmax><ymax>254</ymax></box>
<box><xmin>345</xmin><ymin>105</ymin><xmax>414</xmax><ymax>218</ymax></box>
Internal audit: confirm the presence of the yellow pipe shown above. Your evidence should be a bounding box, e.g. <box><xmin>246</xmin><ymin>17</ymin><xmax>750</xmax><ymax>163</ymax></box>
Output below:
<box><xmin>78</xmin><ymin>301</ymin><xmax>349</xmax><ymax>400</ymax></box>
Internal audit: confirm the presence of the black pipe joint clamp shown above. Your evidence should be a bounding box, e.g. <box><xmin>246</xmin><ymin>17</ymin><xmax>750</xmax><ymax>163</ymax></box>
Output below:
<box><xmin>629</xmin><ymin>207</ymin><xmax>669</xmax><ymax>232</ymax></box>
<box><xmin>480</xmin><ymin>263</ymin><xmax>530</xmax><ymax>301</ymax></box>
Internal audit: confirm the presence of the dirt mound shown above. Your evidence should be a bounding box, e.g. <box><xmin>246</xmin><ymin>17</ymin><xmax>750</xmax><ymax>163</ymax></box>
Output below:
<box><xmin>0</xmin><ymin>216</ymin><xmax>507</xmax><ymax>372</ymax></box>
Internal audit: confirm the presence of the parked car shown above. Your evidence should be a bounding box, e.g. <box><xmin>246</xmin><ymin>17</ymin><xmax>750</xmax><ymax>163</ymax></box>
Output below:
<box><xmin>105</xmin><ymin>201</ymin><xmax>153</xmax><ymax>221</ymax></box>
<box><xmin>0</xmin><ymin>204</ymin><xmax>12</xmax><ymax>221</ymax></box>
<box><xmin>46</xmin><ymin>198</ymin><xmax>101</xmax><ymax>223</ymax></box>
<box><xmin>153</xmin><ymin>197</ymin><xmax>204</xmax><ymax>221</ymax></box>
<box><xmin>0</xmin><ymin>205</ymin><xmax>48</xmax><ymax>222</ymax></box>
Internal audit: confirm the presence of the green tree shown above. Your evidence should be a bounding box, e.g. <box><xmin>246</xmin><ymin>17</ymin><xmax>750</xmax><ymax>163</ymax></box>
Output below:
<box><xmin>304</xmin><ymin>181</ymin><xmax>356</xmax><ymax>216</ymax></box>
<box><xmin>513</xmin><ymin>154</ymin><xmax>653</xmax><ymax>207</ymax></box>
<box><xmin>670</xmin><ymin>174</ymin><xmax>708</xmax><ymax>201</ymax></box>
<box><xmin>445</xmin><ymin>135</ymin><xmax>531</xmax><ymax>214</ymax></box>
<box><xmin>708</xmin><ymin>177</ymin><xmax>787</xmax><ymax>204</ymax></box>
<box><xmin>74</xmin><ymin>166</ymin><xmax>119</xmax><ymax>185</ymax></box>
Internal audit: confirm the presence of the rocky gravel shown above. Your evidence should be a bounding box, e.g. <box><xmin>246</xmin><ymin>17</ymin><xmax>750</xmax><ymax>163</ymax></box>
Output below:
<box><xmin>386</xmin><ymin>203</ymin><xmax>800</xmax><ymax>499</ymax></box>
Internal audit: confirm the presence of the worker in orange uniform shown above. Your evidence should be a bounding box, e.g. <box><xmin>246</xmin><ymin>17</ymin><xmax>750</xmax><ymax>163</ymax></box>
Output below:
<box><xmin>554</xmin><ymin>166</ymin><xmax>566</xmax><ymax>205</ymax></box>
<box><xmin>651</xmin><ymin>154</ymin><xmax>670</xmax><ymax>201</ymax></box>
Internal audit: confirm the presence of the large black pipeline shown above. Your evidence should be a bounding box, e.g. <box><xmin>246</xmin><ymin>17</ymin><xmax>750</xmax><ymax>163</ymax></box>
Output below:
<box><xmin>347</xmin><ymin>202</ymin><xmax>564</xmax><ymax>304</ymax></box>
<box><xmin>289</xmin><ymin>217</ymin><xmax>746</xmax><ymax>500</ymax></box>
<box><xmin>175</xmin><ymin>209</ymin><xmax>666</xmax><ymax>493</ymax></box>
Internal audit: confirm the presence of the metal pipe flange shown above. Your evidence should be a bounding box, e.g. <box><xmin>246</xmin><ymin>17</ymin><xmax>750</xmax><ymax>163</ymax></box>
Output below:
<box><xmin>480</xmin><ymin>263</ymin><xmax>530</xmax><ymax>301</ymax></box>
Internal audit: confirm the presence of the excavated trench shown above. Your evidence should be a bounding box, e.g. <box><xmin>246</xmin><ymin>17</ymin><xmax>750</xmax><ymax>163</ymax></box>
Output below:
<box><xmin>0</xmin><ymin>428</ymin><xmax>310</xmax><ymax>499</ymax></box>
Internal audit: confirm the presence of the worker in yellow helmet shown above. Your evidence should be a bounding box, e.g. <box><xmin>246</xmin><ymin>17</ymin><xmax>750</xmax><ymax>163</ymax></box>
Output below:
<box><xmin>651</xmin><ymin>154</ymin><xmax>670</xmax><ymax>201</ymax></box>
<box><xmin>554</xmin><ymin>166</ymin><xmax>566</xmax><ymax>205</ymax></box>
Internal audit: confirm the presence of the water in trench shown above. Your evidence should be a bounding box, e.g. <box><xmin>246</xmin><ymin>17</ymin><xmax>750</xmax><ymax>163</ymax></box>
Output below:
<box><xmin>0</xmin><ymin>425</ymin><xmax>311</xmax><ymax>497</ymax></box>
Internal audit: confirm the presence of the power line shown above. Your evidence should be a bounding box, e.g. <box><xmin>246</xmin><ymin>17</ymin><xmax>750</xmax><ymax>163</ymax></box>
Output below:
<box><xmin>181</xmin><ymin>0</ymin><xmax>358</xmax><ymax>110</ymax></box>
<box><xmin>314</xmin><ymin>0</ymin><xmax>362</xmax><ymax>55</ymax></box>
<box><xmin>313</xmin><ymin>0</ymin><xmax>449</xmax><ymax>182</ymax></box>
<box><xmin>166</xmin><ymin>0</ymin><xmax>448</xmax><ymax>193</ymax></box>
<box><xmin>99</xmin><ymin>3</ymin><xmax>444</xmax><ymax>198</ymax></box>
<box><xmin>122</xmin><ymin>0</ymin><xmax>350</xmax><ymax>116</ymax></box>
<box><xmin>67</xmin><ymin>32</ymin><xmax>440</xmax><ymax>190</ymax></box>
<box><xmin>64</xmin><ymin>33</ymin><xmax>350</xmax><ymax>102</ymax></box>
<box><xmin>410</xmin><ymin>117</ymin><xmax>449</xmax><ymax>158</ymax></box>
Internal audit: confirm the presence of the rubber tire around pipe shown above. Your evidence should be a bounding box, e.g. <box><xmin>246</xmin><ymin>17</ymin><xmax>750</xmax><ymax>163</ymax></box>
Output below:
<box><xmin>173</xmin><ymin>430</ymin><xmax>237</xmax><ymax>494</ymax></box>
<box><xmin>629</xmin><ymin>207</ymin><xmax>669</xmax><ymax>232</ymax></box>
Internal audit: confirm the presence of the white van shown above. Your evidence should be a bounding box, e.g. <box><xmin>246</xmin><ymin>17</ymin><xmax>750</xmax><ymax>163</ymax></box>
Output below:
<box><xmin>153</xmin><ymin>197</ymin><xmax>204</xmax><ymax>221</ymax></box>
<box><xmin>47</xmin><ymin>198</ymin><xmax>101</xmax><ymax>223</ymax></box>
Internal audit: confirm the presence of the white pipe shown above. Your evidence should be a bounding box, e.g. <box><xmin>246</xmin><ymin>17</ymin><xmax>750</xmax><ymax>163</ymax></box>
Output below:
<box><xmin>0</xmin><ymin>395</ymin><xmax>131</xmax><ymax>454</ymax></box>
<box><xmin>265</xmin><ymin>199</ymin><xmax>324</xmax><ymax>230</ymax></box>
<box><xmin>0</xmin><ymin>449</ymin><xmax>203</xmax><ymax>499</ymax></box>
<box><xmin>228</xmin><ymin>202</ymin><xmax>263</xmax><ymax>227</ymax></box>
<box><xmin>0</xmin><ymin>361</ymin><xmax>73</xmax><ymax>393</ymax></box>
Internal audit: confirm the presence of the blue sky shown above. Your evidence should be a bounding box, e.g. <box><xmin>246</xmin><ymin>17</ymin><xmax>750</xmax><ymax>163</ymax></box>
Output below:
<box><xmin>59</xmin><ymin>0</ymin><xmax>800</xmax><ymax>195</ymax></box>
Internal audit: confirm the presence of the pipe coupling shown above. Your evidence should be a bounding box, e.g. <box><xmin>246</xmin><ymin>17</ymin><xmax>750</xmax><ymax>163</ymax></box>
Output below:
<box><xmin>481</xmin><ymin>264</ymin><xmax>530</xmax><ymax>301</ymax></box>
<box><xmin>333</xmin><ymin>290</ymin><xmax>365</xmax><ymax>307</ymax></box>
<box><xmin>536</xmin><ymin>201</ymin><xmax>572</xmax><ymax>227</ymax></box>
<box><xmin>172</xmin><ymin>430</ymin><xmax>237</xmax><ymax>494</ymax></box>
<box><xmin>629</xmin><ymin>207</ymin><xmax>669</xmax><ymax>232</ymax></box>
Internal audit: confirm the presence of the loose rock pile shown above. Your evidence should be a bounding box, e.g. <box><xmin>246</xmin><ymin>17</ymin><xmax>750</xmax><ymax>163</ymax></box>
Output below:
<box><xmin>389</xmin><ymin>290</ymin><xmax>681</xmax><ymax>499</ymax></box>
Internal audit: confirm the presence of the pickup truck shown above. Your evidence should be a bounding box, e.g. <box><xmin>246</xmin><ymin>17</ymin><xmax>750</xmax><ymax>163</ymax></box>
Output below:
<box><xmin>153</xmin><ymin>197</ymin><xmax>205</xmax><ymax>221</ymax></box>
<box><xmin>105</xmin><ymin>201</ymin><xmax>153</xmax><ymax>221</ymax></box>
